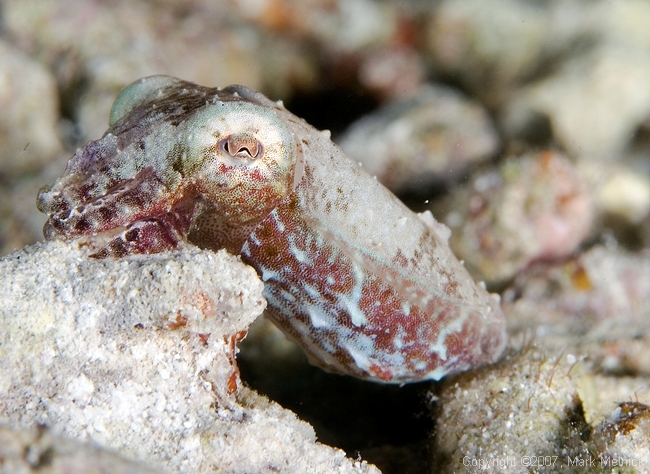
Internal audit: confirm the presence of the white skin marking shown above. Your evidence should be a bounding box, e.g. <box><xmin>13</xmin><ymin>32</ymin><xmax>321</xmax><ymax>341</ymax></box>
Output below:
<box><xmin>289</xmin><ymin>316</ymin><xmax>312</xmax><ymax>338</ymax></box>
<box><xmin>303</xmin><ymin>283</ymin><xmax>322</xmax><ymax>300</ymax></box>
<box><xmin>428</xmin><ymin>308</ymin><xmax>469</xmax><ymax>360</ymax></box>
<box><xmin>249</xmin><ymin>233</ymin><xmax>261</xmax><ymax>246</ymax></box>
<box><xmin>279</xmin><ymin>289</ymin><xmax>296</xmax><ymax>303</ymax></box>
<box><xmin>378</xmin><ymin>346</ymin><xmax>406</xmax><ymax>368</ymax></box>
<box><xmin>271</xmin><ymin>208</ymin><xmax>285</xmax><ymax>232</ymax></box>
<box><xmin>414</xmin><ymin>361</ymin><xmax>427</xmax><ymax>371</ymax></box>
<box><xmin>393</xmin><ymin>327</ymin><xmax>413</xmax><ymax>350</ymax></box>
<box><xmin>306</xmin><ymin>304</ymin><xmax>332</xmax><ymax>329</ymax></box>
<box><xmin>326</xmin><ymin>275</ymin><xmax>335</xmax><ymax>285</ymax></box>
<box><xmin>337</xmin><ymin>261</ymin><xmax>367</xmax><ymax>327</ymax></box>
<box><xmin>287</xmin><ymin>233</ymin><xmax>312</xmax><ymax>264</ymax></box>
<box><xmin>341</xmin><ymin>333</ymin><xmax>406</xmax><ymax>374</ymax></box>
<box><xmin>342</xmin><ymin>336</ymin><xmax>375</xmax><ymax>372</ymax></box>
<box><xmin>424</xmin><ymin>357</ymin><xmax>459</xmax><ymax>381</ymax></box>
<box><xmin>260</xmin><ymin>266</ymin><xmax>281</xmax><ymax>283</ymax></box>
<box><xmin>321</xmin><ymin>338</ymin><xmax>336</xmax><ymax>354</ymax></box>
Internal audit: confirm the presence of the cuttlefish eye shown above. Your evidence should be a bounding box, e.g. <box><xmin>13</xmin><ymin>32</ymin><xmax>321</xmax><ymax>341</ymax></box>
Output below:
<box><xmin>218</xmin><ymin>133</ymin><xmax>262</xmax><ymax>161</ymax></box>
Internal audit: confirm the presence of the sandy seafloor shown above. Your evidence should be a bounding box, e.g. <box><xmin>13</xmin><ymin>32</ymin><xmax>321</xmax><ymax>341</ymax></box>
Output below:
<box><xmin>2</xmin><ymin>1</ymin><xmax>650</xmax><ymax>473</ymax></box>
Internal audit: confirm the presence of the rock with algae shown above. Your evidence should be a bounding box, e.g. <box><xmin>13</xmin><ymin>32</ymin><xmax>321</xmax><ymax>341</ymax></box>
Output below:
<box><xmin>506</xmin><ymin>245</ymin><xmax>650</xmax><ymax>331</ymax></box>
<box><xmin>432</xmin><ymin>244</ymin><xmax>650</xmax><ymax>473</ymax></box>
<box><xmin>439</xmin><ymin>151</ymin><xmax>593</xmax><ymax>285</ymax></box>
<box><xmin>0</xmin><ymin>240</ymin><xmax>379</xmax><ymax>474</ymax></box>
<box><xmin>504</xmin><ymin>245</ymin><xmax>650</xmax><ymax>379</ymax></box>
<box><xmin>434</xmin><ymin>344</ymin><xmax>650</xmax><ymax>473</ymax></box>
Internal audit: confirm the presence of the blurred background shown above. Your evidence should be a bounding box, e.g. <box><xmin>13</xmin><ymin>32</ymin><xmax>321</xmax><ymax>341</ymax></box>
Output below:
<box><xmin>2</xmin><ymin>1</ymin><xmax>650</xmax><ymax>472</ymax></box>
<box><xmin>2</xmin><ymin>0</ymin><xmax>650</xmax><ymax>260</ymax></box>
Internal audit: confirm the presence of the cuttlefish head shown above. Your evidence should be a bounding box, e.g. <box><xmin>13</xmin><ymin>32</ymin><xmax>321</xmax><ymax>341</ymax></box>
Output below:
<box><xmin>37</xmin><ymin>75</ymin><xmax>304</xmax><ymax>257</ymax></box>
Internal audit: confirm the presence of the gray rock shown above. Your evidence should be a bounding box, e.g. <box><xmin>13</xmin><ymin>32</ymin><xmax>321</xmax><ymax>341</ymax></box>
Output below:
<box><xmin>0</xmin><ymin>424</ymin><xmax>165</xmax><ymax>473</ymax></box>
<box><xmin>338</xmin><ymin>84</ymin><xmax>499</xmax><ymax>193</ymax></box>
<box><xmin>0</xmin><ymin>241</ymin><xmax>379</xmax><ymax>473</ymax></box>
<box><xmin>502</xmin><ymin>45</ymin><xmax>650</xmax><ymax>160</ymax></box>
<box><xmin>0</xmin><ymin>39</ymin><xmax>62</xmax><ymax>176</ymax></box>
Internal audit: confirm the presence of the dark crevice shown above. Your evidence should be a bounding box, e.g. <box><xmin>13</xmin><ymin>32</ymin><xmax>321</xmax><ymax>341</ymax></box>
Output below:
<box><xmin>283</xmin><ymin>86</ymin><xmax>379</xmax><ymax>137</ymax></box>
<box><xmin>237</xmin><ymin>328</ymin><xmax>434</xmax><ymax>474</ymax></box>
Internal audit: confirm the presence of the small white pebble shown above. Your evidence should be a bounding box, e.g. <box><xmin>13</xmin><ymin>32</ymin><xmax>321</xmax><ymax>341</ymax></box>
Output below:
<box><xmin>158</xmin><ymin>367</ymin><xmax>170</xmax><ymax>380</ymax></box>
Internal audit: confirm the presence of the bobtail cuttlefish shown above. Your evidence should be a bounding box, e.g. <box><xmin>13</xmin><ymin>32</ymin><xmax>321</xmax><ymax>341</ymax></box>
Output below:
<box><xmin>37</xmin><ymin>75</ymin><xmax>507</xmax><ymax>383</ymax></box>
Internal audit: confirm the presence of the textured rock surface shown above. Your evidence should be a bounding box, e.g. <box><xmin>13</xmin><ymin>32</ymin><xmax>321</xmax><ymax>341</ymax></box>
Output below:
<box><xmin>427</xmin><ymin>0</ymin><xmax>559</xmax><ymax>106</ymax></box>
<box><xmin>0</xmin><ymin>241</ymin><xmax>379</xmax><ymax>473</ymax></box>
<box><xmin>505</xmin><ymin>245</ymin><xmax>650</xmax><ymax>371</ymax></box>
<box><xmin>430</xmin><ymin>245</ymin><xmax>650</xmax><ymax>472</ymax></box>
<box><xmin>0</xmin><ymin>424</ymin><xmax>165</xmax><ymax>473</ymax></box>
<box><xmin>434</xmin><ymin>344</ymin><xmax>650</xmax><ymax>473</ymax></box>
<box><xmin>439</xmin><ymin>151</ymin><xmax>593</xmax><ymax>285</ymax></box>
<box><xmin>0</xmin><ymin>39</ymin><xmax>62</xmax><ymax>176</ymax></box>
<box><xmin>434</xmin><ymin>346</ymin><xmax>581</xmax><ymax>473</ymax></box>
<box><xmin>503</xmin><ymin>45</ymin><xmax>650</xmax><ymax>159</ymax></box>
<box><xmin>338</xmin><ymin>84</ymin><xmax>499</xmax><ymax>192</ymax></box>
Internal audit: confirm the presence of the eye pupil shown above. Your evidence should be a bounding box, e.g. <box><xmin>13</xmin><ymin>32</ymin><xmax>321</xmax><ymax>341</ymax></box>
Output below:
<box><xmin>220</xmin><ymin>134</ymin><xmax>261</xmax><ymax>160</ymax></box>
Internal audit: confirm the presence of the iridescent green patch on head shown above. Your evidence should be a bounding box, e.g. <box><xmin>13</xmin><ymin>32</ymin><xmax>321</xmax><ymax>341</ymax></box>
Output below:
<box><xmin>109</xmin><ymin>75</ymin><xmax>182</xmax><ymax>126</ymax></box>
